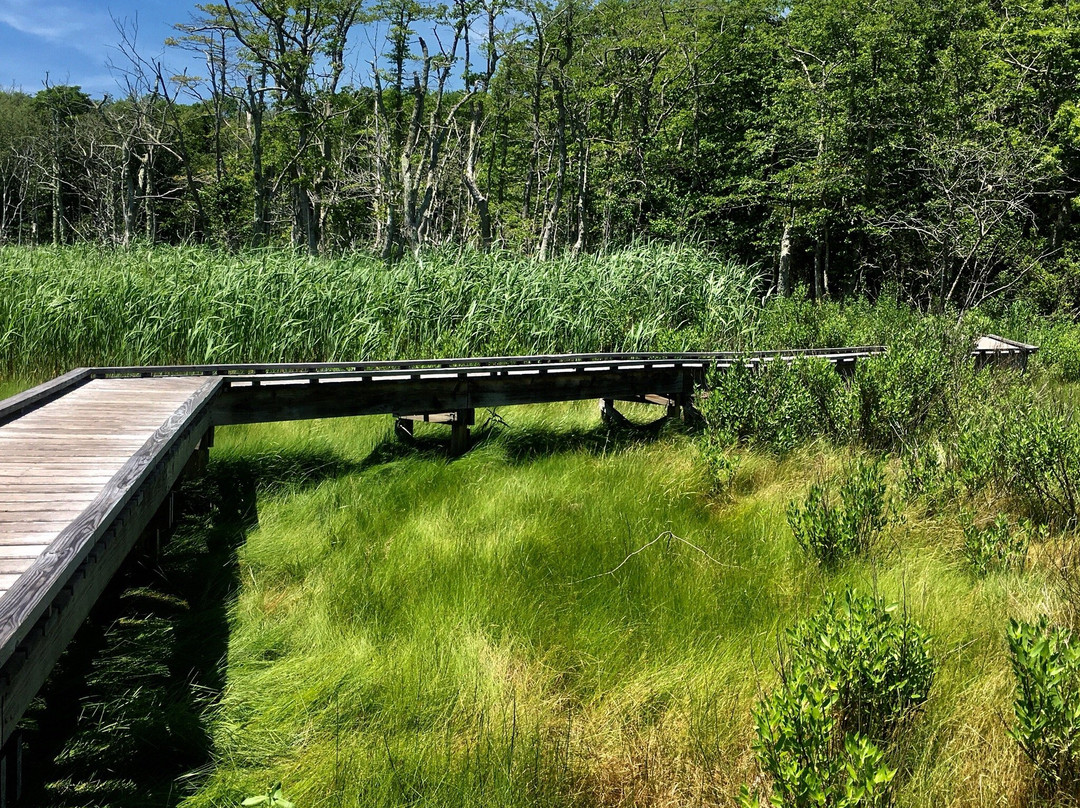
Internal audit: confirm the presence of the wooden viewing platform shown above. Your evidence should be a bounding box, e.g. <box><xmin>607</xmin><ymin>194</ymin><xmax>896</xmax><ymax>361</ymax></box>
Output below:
<box><xmin>0</xmin><ymin>340</ymin><xmax>1024</xmax><ymax>800</ymax></box>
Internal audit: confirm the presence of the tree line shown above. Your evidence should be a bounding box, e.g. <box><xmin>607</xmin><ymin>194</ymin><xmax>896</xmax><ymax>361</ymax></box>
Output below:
<box><xmin>0</xmin><ymin>0</ymin><xmax>1077</xmax><ymax>310</ymax></box>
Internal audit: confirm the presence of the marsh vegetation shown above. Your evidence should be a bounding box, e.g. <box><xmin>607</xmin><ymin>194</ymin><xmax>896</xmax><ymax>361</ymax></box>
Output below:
<box><xmin>2</xmin><ymin>245</ymin><xmax>1079</xmax><ymax>806</ymax></box>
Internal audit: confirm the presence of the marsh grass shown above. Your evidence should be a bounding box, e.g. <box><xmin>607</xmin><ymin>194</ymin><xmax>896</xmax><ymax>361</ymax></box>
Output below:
<box><xmin>43</xmin><ymin>402</ymin><xmax>1047</xmax><ymax>808</ymax></box>
<box><xmin>3</xmin><ymin>244</ymin><xmax>1079</xmax><ymax>806</ymax></box>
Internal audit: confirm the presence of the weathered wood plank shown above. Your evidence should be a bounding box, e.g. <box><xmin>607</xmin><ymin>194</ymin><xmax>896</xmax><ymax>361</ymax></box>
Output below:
<box><xmin>0</xmin><ymin>548</ymin><xmax>48</xmax><ymax>559</ymax></box>
<box><xmin>0</xmin><ymin>493</ymin><xmax>99</xmax><ymax>503</ymax></box>
<box><xmin>0</xmin><ymin>376</ymin><xmax>220</xmax><ymax>682</ymax></box>
<box><xmin>0</xmin><ymin>381</ymin><xmax>219</xmax><ymax>746</ymax></box>
<box><xmin>0</xmin><ymin>370</ymin><xmax>92</xmax><ymax>428</ymax></box>
<box><xmin>0</xmin><ymin>534</ymin><xmax>62</xmax><ymax>546</ymax></box>
<box><xmin>0</xmin><ymin>510</ymin><xmax>90</xmax><ymax>521</ymax></box>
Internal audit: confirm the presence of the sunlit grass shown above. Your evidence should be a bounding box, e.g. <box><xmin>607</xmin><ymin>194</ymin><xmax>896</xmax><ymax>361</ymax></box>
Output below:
<box><xmin>163</xmin><ymin>403</ymin><xmax>1054</xmax><ymax>808</ymax></box>
<box><xmin>2</xmin><ymin>243</ymin><xmax>1076</xmax><ymax>806</ymax></box>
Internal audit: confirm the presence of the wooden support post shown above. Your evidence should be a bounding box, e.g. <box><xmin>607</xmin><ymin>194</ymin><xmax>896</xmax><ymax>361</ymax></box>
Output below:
<box><xmin>197</xmin><ymin>425</ymin><xmax>213</xmax><ymax>468</ymax></box>
<box><xmin>146</xmin><ymin>490</ymin><xmax>176</xmax><ymax>560</ymax></box>
<box><xmin>450</xmin><ymin>419</ymin><xmax>470</xmax><ymax>456</ymax></box>
<box><xmin>599</xmin><ymin>398</ymin><xmax>631</xmax><ymax>427</ymax></box>
<box><xmin>599</xmin><ymin>398</ymin><xmax>615</xmax><ymax>425</ymax></box>
<box><xmin>184</xmin><ymin>426</ymin><xmax>213</xmax><ymax>478</ymax></box>
<box><xmin>0</xmin><ymin>729</ymin><xmax>22</xmax><ymax>807</ymax></box>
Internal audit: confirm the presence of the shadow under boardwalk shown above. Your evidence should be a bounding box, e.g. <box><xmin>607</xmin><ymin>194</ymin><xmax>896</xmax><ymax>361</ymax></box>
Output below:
<box><xmin>19</xmin><ymin>446</ymin><xmax>361</xmax><ymax>807</ymax></box>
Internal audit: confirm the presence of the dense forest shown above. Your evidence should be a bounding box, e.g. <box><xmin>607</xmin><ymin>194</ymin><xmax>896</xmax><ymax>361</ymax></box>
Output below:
<box><xmin>0</xmin><ymin>0</ymin><xmax>1077</xmax><ymax>309</ymax></box>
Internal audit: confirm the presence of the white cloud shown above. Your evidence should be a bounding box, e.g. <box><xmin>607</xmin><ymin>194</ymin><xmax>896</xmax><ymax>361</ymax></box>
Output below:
<box><xmin>0</xmin><ymin>0</ymin><xmax>112</xmax><ymax>55</ymax></box>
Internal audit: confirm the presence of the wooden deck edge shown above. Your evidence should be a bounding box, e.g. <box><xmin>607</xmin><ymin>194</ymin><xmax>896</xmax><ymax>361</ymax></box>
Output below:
<box><xmin>972</xmin><ymin>333</ymin><xmax>1040</xmax><ymax>354</ymax></box>
<box><xmin>0</xmin><ymin>408</ymin><xmax>214</xmax><ymax>747</ymax></box>
<box><xmin>0</xmin><ymin>377</ymin><xmax>224</xmax><ymax>679</ymax></box>
<box><xmin>83</xmin><ymin>346</ymin><xmax>891</xmax><ymax>380</ymax></box>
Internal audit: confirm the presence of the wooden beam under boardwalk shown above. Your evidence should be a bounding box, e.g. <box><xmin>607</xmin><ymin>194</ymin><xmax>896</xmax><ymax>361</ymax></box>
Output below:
<box><xmin>211</xmin><ymin>364</ymin><xmax>693</xmax><ymax>426</ymax></box>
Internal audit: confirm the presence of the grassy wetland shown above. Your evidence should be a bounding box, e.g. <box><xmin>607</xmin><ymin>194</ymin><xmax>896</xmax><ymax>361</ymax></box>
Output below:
<box><xmin>3</xmin><ymin>245</ymin><xmax>1080</xmax><ymax>807</ymax></box>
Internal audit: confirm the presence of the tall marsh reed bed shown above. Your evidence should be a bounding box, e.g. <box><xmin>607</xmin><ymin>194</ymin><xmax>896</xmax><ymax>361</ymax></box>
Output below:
<box><xmin>0</xmin><ymin>244</ymin><xmax>760</xmax><ymax>375</ymax></box>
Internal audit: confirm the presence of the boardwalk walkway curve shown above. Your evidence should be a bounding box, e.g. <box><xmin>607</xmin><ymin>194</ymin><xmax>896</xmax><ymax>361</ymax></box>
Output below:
<box><xmin>0</xmin><ymin>341</ymin><xmax>1032</xmax><ymax>797</ymax></box>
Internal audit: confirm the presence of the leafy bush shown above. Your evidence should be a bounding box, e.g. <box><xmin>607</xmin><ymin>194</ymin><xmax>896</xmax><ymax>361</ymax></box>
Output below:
<box><xmin>949</xmin><ymin>390</ymin><xmax>1080</xmax><ymax>527</ymax></box>
<box><xmin>997</xmin><ymin>400</ymin><xmax>1080</xmax><ymax>528</ymax></box>
<box><xmin>785</xmin><ymin>591</ymin><xmax>935</xmax><ymax>741</ymax></box>
<box><xmin>1008</xmin><ymin>617</ymin><xmax>1080</xmax><ymax>790</ymax></box>
<box><xmin>787</xmin><ymin>457</ymin><xmax>892</xmax><ymax>567</ymax></box>
<box><xmin>698</xmin><ymin>358</ymin><xmax>845</xmax><ymax>453</ymax></box>
<box><xmin>962</xmin><ymin>513</ymin><xmax>1041</xmax><ymax>576</ymax></box>
<box><xmin>699</xmin><ymin>315</ymin><xmax>994</xmax><ymax>461</ymax></box>
<box><xmin>753</xmin><ymin>288</ymin><xmax>851</xmax><ymax>350</ymax></box>
<box><xmin>1038</xmin><ymin>326</ymin><xmax>1080</xmax><ymax>383</ymax></box>
<box><xmin>739</xmin><ymin>670</ymin><xmax>895</xmax><ymax>808</ymax></box>
<box><xmin>848</xmin><ymin>324</ymin><xmax>974</xmax><ymax>451</ymax></box>
<box><xmin>952</xmin><ymin>406</ymin><xmax>1006</xmax><ymax>493</ymax></box>
<box><xmin>899</xmin><ymin>445</ymin><xmax>962</xmax><ymax>514</ymax></box>
<box><xmin>699</xmin><ymin>433</ymin><xmax>741</xmax><ymax>496</ymax></box>
<box><xmin>751</xmin><ymin>289</ymin><xmax>920</xmax><ymax>351</ymax></box>
<box><xmin>740</xmin><ymin>591</ymin><xmax>934</xmax><ymax>807</ymax></box>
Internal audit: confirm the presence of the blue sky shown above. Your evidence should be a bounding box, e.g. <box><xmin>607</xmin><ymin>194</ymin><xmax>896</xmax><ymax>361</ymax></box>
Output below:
<box><xmin>0</xmin><ymin>1</ymin><xmax>460</xmax><ymax>99</ymax></box>
<box><xmin>0</xmin><ymin>0</ymin><xmax>203</xmax><ymax>97</ymax></box>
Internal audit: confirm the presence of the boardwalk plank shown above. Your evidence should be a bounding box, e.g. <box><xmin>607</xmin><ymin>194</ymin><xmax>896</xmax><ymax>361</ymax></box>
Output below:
<box><xmin>0</xmin><ymin>375</ymin><xmax>220</xmax><ymax>686</ymax></box>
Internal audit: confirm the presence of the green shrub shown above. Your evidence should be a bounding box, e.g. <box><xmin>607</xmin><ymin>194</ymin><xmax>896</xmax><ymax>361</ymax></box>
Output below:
<box><xmin>1036</xmin><ymin>323</ymin><xmax>1080</xmax><ymax>383</ymax></box>
<box><xmin>1007</xmin><ymin>617</ymin><xmax>1080</xmax><ymax>789</ymax></box>
<box><xmin>786</xmin><ymin>591</ymin><xmax>935</xmax><ymax>741</ymax></box>
<box><xmin>998</xmin><ymin>400</ymin><xmax>1080</xmax><ymax>528</ymax></box>
<box><xmin>739</xmin><ymin>670</ymin><xmax>895</xmax><ymax>808</ymax></box>
<box><xmin>753</xmin><ymin>288</ymin><xmax>849</xmax><ymax>350</ymax></box>
<box><xmin>787</xmin><ymin>457</ymin><xmax>892</xmax><ymax>567</ymax></box>
<box><xmin>952</xmin><ymin>405</ymin><xmax>1006</xmax><ymax>493</ymax></box>
<box><xmin>751</xmin><ymin>289</ymin><xmax>920</xmax><ymax>351</ymax></box>
<box><xmin>698</xmin><ymin>358</ymin><xmax>845</xmax><ymax>454</ymax></box>
<box><xmin>899</xmin><ymin>445</ymin><xmax>961</xmax><ymax>514</ymax></box>
<box><xmin>848</xmin><ymin>325</ymin><xmax>973</xmax><ymax>451</ymax></box>
<box><xmin>699</xmin><ymin>433</ymin><xmax>741</xmax><ymax>496</ymax></box>
<box><xmin>702</xmin><ymin>316</ymin><xmax>992</xmax><ymax>459</ymax></box>
<box><xmin>740</xmin><ymin>591</ymin><xmax>934</xmax><ymax>807</ymax></box>
<box><xmin>962</xmin><ymin>513</ymin><xmax>1040</xmax><ymax>577</ymax></box>
<box><xmin>950</xmin><ymin>390</ymin><xmax>1080</xmax><ymax>527</ymax></box>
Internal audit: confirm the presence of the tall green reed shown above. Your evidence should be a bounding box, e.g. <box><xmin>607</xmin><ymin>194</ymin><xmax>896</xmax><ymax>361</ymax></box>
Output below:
<box><xmin>0</xmin><ymin>243</ymin><xmax>761</xmax><ymax>374</ymax></box>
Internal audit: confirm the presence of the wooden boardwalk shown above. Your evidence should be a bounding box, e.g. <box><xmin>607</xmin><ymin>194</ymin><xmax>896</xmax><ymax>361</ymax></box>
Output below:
<box><xmin>0</xmin><ymin>374</ymin><xmax>220</xmax><ymax>772</ymax></box>
<box><xmin>0</xmin><ymin>377</ymin><xmax>210</xmax><ymax>590</ymax></box>
<box><xmin>0</xmin><ymin>340</ymin><xmax>1025</xmax><ymax>795</ymax></box>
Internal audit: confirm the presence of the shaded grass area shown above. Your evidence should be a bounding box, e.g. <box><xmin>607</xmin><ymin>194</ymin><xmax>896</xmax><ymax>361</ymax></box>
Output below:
<box><xmin>17</xmin><ymin>430</ymin><xmax>376</xmax><ymax>806</ymax></box>
<box><xmin>19</xmin><ymin>457</ymin><xmax>253</xmax><ymax>805</ymax></box>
